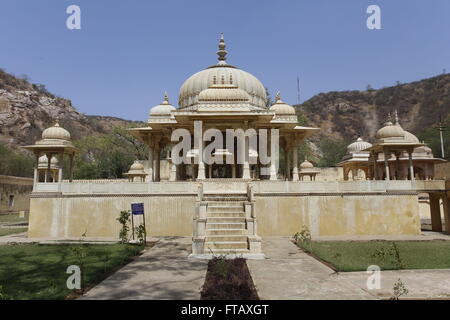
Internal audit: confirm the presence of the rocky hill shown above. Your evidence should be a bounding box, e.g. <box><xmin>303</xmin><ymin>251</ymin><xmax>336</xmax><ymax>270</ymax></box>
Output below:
<box><xmin>296</xmin><ymin>74</ymin><xmax>450</xmax><ymax>144</ymax></box>
<box><xmin>0</xmin><ymin>69</ymin><xmax>143</xmax><ymax>147</ymax></box>
<box><xmin>1</xmin><ymin>68</ymin><xmax>449</xmax><ymax>156</ymax></box>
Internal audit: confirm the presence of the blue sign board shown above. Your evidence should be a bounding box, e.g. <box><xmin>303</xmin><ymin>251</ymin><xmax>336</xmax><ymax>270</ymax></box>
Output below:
<box><xmin>131</xmin><ymin>203</ymin><xmax>144</xmax><ymax>215</ymax></box>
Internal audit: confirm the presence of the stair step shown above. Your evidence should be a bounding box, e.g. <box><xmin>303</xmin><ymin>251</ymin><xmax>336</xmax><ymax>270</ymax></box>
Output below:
<box><xmin>206</xmin><ymin>235</ymin><xmax>248</xmax><ymax>242</ymax></box>
<box><xmin>205</xmin><ymin>241</ymin><xmax>248</xmax><ymax>250</ymax></box>
<box><xmin>207</xmin><ymin>212</ymin><xmax>245</xmax><ymax>217</ymax></box>
<box><xmin>207</xmin><ymin>217</ymin><xmax>246</xmax><ymax>223</ymax></box>
<box><xmin>206</xmin><ymin>248</ymin><xmax>251</xmax><ymax>255</ymax></box>
<box><xmin>207</xmin><ymin>206</ymin><xmax>245</xmax><ymax>213</ymax></box>
<box><xmin>206</xmin><ymin>223</ymin><xmax>246</xmax><ymax>229</ymax></box>
<box><xmin>206</xmin><ymin>229</ymin><xmax>247</xmax><ymax>235</ymax></box>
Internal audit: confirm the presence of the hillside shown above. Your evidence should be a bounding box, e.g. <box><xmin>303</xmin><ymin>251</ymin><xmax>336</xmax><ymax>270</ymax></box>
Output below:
<box><xmin>296</xmin><ymin>74</ymin><xmax>450</xmax><ymax>145</ymax></box>
<box><xmin>0</xmin><ymin>69</ymin><xmax>143</xmax><ymax>147</ymax></box>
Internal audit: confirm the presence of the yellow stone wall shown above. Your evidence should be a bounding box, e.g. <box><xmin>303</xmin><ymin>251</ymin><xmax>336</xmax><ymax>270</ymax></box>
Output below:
<box><xmin>28</xmin><ymin>196</ymin><xmax>196</xmax><ymax>238</ymax></box>
<box><xmin>0</xmin><ymin>175</ymin><xmax>33</xmax><ymax>214</ymax></box>
<box><xmin>255</xmin><ymin>194</ymin><xmax>421</xmax><ymax>237</ymax></box>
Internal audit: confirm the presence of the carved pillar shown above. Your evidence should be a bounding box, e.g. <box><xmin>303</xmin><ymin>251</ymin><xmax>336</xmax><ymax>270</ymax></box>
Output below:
<box><xmin>372</xmin><ymin>152</ymin><xmax>378</xmax><ymax>180</ymax></box>
<box><xmin>292</xmin><ymin>138</ymin><xmax>299</xmax><ymax>181</ymax></box>
<box><xmin>383</xmin><ymin>150</ymin><xmax>390</xmax><ymax>181</ymax></box>
<box><xmin>169</xmin><ymin>143</ymin><xmax>177</xmax><ymax>182</ymax></box>
<box><xmin>429</xmin><ymin>193</ymin><xmax>443</xmax><ymax>232</ymax></box>
<box><xmin>243</xmin><ymin>135</ymin><xmax>251</xmax><ymax>180</ymax></box>
<box><xmin>147</xmin><ymin>136</ymin><xmax>154</xmax><ymax>182</ymax></box>
<box><xmin>408</xmin><ymin>149</ymin><xmax>415</xmax><ymax>181</ymax></box>
<box><xmin>286</xmin><ymin>146</ymin><xmax>291</xmax><ymax>181</ymax></box>
<box><xmin>154</xmin><ymin>145</ymin><xmax>161</xmax><ymax>182</ymax></box>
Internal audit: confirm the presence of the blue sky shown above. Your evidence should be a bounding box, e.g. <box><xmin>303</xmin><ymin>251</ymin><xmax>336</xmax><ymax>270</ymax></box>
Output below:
<box><xmin>0</xmin><ymin>0</ymin><xmax>449</xmax><ymax>121</ymax></box>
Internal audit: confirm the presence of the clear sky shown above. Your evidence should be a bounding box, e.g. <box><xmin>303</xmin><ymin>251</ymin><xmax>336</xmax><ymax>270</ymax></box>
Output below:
<box><xmin>1</xmin><ymin>0</ymin><xmax>449</xmax><ymax>121</ymax></box>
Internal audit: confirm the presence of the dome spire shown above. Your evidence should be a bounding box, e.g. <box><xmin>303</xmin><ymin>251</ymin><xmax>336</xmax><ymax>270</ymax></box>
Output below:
<box><xmin>275</xmin><ymin>91</ymin><xmax>281</xmax><ymax>102</ymax></box>
<box><xmin>217</xmin><ymin>33</ymin><xmax>228</xmax><ymax>62</ymax></box>
<box><xmin>163</xmin><ymin>91</ymin><xmax>169</xmax><ymax>104</ymax></box>
<box><xmin>394</xmin><ymin>109</ymin><xmax>400</xmax><ymax>125</ymax></box>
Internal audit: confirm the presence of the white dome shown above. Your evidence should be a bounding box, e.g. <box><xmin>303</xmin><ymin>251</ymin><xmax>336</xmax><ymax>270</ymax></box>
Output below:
<box><xmin>347</xmin><ymin>137</ymin><xmax>372</xmax><ymax>153</ymax></box>
<box><xmin>300</xmin><ymin>159</ymin><xmax>314</xmax><ymax>169</ymax></box>
<box><xmin>178</xmin><ymin>35</ymin><xmax>267</xmax><ymax>110</ymax></box>
<box><xmin>42</xmin><ymin>122</ymin><xmax>71</xmax><ymax>141</ymax></box>
<box><xmin>269</xmin><ymin>92</ymin><xmax>296</xmax><ymax>115</ymax></box>
<box><xmin>376</xmin><ymin>121</ymin><xmax>404</xmax><ymax>140</ymax></box>
<box><xmin>403</xmin><ymin>130</ymin><xmax>420</xmax><ymax>143</ymax></box>
<box><xmin>198</xmin><ymin>85</ymin><xmax>250</xmax><ymax>102</ymax></box>
<box><xmin>127</xmin><ymin>161</ymin><xmax>146</xmax><ymax>174</ymax></box>
<box><xmin>150</xmin><ymin>93</ymin><xmax>176</xmax><ymax>116</ymax></box>
<box><xmin>38</xmin><ymin>155</ymin><xmax>59</xmax><ymax>169</ymax></box>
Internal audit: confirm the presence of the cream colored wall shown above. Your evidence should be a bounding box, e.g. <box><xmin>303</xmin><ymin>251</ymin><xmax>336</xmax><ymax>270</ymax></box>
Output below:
<box><xmin>28</xmin><ymin>196</ymin><xmax>196</xmax><ymax>238</ymax></box>
<box><xmin>255</xmin><ymin>194</ymin><xmax>421</xmax><ymax>237</ymax></box>
<box><xmin>314</xmin><ymin>167</ymin><xmax>344</xmax><ymax>181</ymax></box>
<box><xmin>0</xmin><ymin>175</ymin><xmax>33</xmax><ymax>214</ymax></box>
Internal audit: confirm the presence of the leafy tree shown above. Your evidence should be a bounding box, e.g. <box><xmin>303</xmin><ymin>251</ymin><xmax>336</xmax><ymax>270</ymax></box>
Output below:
<box><xmin>416</xmin><ymin>114</ymin><xmax>450</xmax><ymax>160</ymax></box>
<box><xmin>73</xmin><ymin>126</ymin><xmax>148</xmax><ymax>179</ymax></box>
<box><xmin>0</xmin><ymin>143</ymin><xmax>34</xmax><ymax>177</ymax></box>
<box><xmin>317</xmin><ymin>137</ymin><xmax>348</xmax><ymax>167</ymax></box>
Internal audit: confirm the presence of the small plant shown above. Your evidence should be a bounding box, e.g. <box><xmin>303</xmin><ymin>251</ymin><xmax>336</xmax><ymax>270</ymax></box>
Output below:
<box><xmin>372</xmin><ymin>242</ymin><xmax>405</xmax><ymax>269</ymax></box>
<box><xmin>135</xmin><ymin>223</ymin><xmax>146</xmax><ymax>245</ymax></box>
<box><xmin>391</xmin><ymin>278</ymin><xmax>409</xmax><ymax>300</ymax></box>
<box><xmin>0</xmin><ymin>285</ymin><xmax>12</xmax><ymax>300</ymax></box>
<box><xmin>293</xmin><ymin>226</ymin><xmax>312</xmax><ymax>253</ymax></box>
<box><xmin>213</xmin><ymin>256</ymin><xmax>231</xmax><ymax>278</ymax></box>
<box><xmin>117</xmin><ymin>210</ymin><xmax>131</xmax><ymax>244</ymax></box>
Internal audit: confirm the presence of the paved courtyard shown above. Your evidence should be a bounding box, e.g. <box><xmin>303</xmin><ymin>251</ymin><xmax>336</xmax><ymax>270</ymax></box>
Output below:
<box><xmin>2</xmin><ymin>231</ymin><xmax>449</xmax><ymax>300</ymax></box>
<box><xmin>248</xmin><ymin>237</ymin><xmax>450</xmax><ymax>300</ymax></box>
<box><xmin>82</xmin><ymin>237</ymin><xmax>208</xmax><ymax>300</ymax></box>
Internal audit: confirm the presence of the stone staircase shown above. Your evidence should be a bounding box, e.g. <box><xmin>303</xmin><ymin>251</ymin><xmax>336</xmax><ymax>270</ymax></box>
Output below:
<box><xmin>204</xmin><ymin>194</ymin><xmax>250</xmax><ymax>255</ymax></box>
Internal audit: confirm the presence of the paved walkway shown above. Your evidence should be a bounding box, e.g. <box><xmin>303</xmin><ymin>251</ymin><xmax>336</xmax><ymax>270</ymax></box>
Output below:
<box><xmin>82</xmin><ymin>237</ymin><xmax>208</xmax><ymax>300</ymax></box>
<box><xmin>247</xmin><ymin>237</ymin><xmax>374</xmax><ymax>299</ymax></box>
<box><xmin>247</xmin><ymin>237</ymin><xmax>450</xmax><ymax>300</ymax></box>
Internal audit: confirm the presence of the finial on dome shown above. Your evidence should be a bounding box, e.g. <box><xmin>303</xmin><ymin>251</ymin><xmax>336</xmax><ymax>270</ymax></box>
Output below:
<box><xmin>384</xmin><ymin>113</ymin><xmax>393</xmax><ymax>126</ymax></box>
<box><xmin>394</xmin><ymin>110</ymin><xmax>399</xmax><ymax>125</ymax></box>
<box><xmin>217</xmin><ymin>33</ymin><xmax>227</xmax><ymax>61</ymax></box>
<box><xmin>275</xmin><ymin>91</ymin><xmax>281</xmax><ymax>102</ymax></box>
<box><xmin>163</xmin><ymin>91</ymin><xmax>169</xmax><ymax>104</ymax></box>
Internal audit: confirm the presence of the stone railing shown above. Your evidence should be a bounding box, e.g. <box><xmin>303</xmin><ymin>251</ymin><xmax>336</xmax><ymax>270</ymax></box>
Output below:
<box><xmin>32</xmin><ymin>179</ymin><xmax>446</xmax><ymax>195</ymax></box>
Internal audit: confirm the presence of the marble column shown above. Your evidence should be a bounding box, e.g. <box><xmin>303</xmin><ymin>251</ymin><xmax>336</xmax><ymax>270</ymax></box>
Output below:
<box><xmin>372</xmin><ymin>152</ymin><xmax>378</xmax><ymax>180</ymax></box>
<box><xmin>154</xmin><ymin>146</ymin><xmax>161</xmax><ymax>182</ymax></box>
<box><xmin>383</xmin><ymin>151</ymin><xmax>390</xmax><ymax>181</ymax></box>
<box><xmin>286</xmin><ymin>147</ymin><xmax>291</xmax><ymax>181</ymax></box>
<box><xmin>429</xmin><ymin>193</ymin><xmax>443</xmax><ymax>232</ymax></box>
<box><xmin>292</xmin><ymin>143</ymin><xmax>299</xmax><ymax>181</ymax></box>
<box><xmin>408</xmin><ymin>150</ymin><xmax>415</xmax><ymax>181</ymax></box>
<box><xmin>242</xmin><ymin>136</ymin><xmax>251</xmax><ymax>180</ymax></box>
<box><xmin>147</xmin><ymin>136</ymin><xmax>154</xmax><ymax>182</ymax></box>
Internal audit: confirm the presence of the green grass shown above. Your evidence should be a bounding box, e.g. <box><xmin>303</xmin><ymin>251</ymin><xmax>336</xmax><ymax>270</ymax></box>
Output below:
<box><xmin>0</xmin><ymin>228</ymin><xmax>28</xmax><ymax>237</ymax></box>
<box><xmin>0</xmin><ymin>244</ymin><xmax>144</xmax><ymax>300</ymax></box>
<box><xmin>296</xmin><ymin>240</ymin><xmax>450</xmax><ymax>272</ymax></box>
<box><xmin>0</xmin><ymin>213</ymin><xmax>28</xmax><ymax>224</ymax></box>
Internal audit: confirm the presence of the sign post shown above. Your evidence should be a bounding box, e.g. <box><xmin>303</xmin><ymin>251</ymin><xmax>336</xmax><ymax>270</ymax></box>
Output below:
<box><xmin>131</xmin><ymin>203</ymin><xmax>146</xmax><ymax>245</ymax></box>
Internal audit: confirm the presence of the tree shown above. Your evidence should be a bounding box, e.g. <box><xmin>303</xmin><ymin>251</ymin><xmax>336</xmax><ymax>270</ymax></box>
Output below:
<box><xmin>317</xmin><ymin>137</ymin><xmax>348</xmax><ymax>167</ymax></box>
<box><xmin>265</xmin><ymin>87</ymin><xmax>273</xmax><ymax>108</ymax></box>
<box><xmin>73</xmin><ymin>126</ymin><xmax>149</xmax><ymax>179</ymax></box>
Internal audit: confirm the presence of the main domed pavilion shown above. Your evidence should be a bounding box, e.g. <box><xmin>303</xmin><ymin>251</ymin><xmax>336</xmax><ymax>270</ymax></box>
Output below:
<box><xmin>129</xmin><ymin>34</ymin><xmax>319</xmax><ymax>182</ymax></box>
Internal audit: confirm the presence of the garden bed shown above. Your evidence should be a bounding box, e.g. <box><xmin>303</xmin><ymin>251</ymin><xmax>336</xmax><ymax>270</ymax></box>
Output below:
<box><xmin>0</xmin><ymin>243</ymin><xmax>148</xmax><ymax>300</ymax></box>
<box><xmin>201</xmin><ymin>257</ymin><xmax>259</xmax><ymax>300</ymax></box>
<box><xmin>295</xmin><ymin>240</ymin><xmax>450</xmax><ymax>272</ymax></box>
